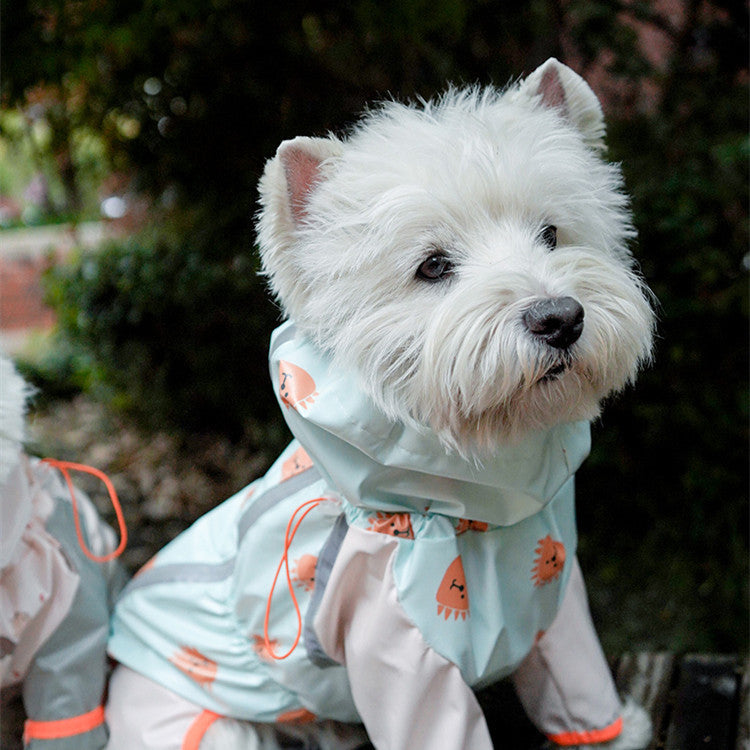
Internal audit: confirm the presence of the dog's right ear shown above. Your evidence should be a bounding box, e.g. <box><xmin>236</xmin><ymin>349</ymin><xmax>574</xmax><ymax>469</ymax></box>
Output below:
<box><xmin>259</xmin><ymin>136</ymin><xmax>343</xmax><ymax>233</ymax></box>
<box><xmin>256</xmin><ymin>136</ymin><xmax>343</xmax><ymax>317</ymax></box>
<box><xmin>278</xmin><ymin>137</ymin><xmax>339</xmax><ymax>225</ymax></box>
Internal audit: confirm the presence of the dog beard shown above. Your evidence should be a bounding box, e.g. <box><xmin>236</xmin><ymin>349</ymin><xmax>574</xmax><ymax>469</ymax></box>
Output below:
<box><xmin>323</xmin><ymin>249</ymin><xmax>653</xmax><ymax>457</ymax></box>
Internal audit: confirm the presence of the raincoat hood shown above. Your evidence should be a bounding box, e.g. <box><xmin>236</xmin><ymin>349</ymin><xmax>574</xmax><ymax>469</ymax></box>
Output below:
<box><xmin>270</xmin><ymin>322</ymin><xmax>591</xmax><ymax>527</ymax></box>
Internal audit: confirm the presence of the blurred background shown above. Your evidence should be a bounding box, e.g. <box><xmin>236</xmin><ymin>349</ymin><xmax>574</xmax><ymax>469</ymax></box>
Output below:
<box><xmin>0</xmin><ymin>0</ymin><xmax>746</xmax><ymax>656</ymax></box>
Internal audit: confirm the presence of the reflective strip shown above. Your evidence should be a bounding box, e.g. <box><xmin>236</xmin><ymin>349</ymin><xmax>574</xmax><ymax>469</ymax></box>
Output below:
<box><xmin>122</xmin><ymin>558</ymin><xmax>237</xmax><ymax>594</ymax></box>
<box><xmin>303</xmin><ymin>513</ymin><xmax>349</xmax><ymax>667</ymax></box>
<box><xmin>23</xmin><ymin>706</ymin><xmax>105</xmax><ymax>741</ymax></box>
<box><xmin>547</xmin><ymin>716</ymin><xmax>623</xmax><ymax>746</ymax></box>
<box><xmin>120</xmin><ymin>466</ymin><xmax>322</xmax><ymax>596</ymax></box>
<box><xmin>182</xmin><ymin>710</ymin><xmax>222</xmax><ymax>750</ymax></box>
<box><xmin>238</xmin><ymin>466</ymin><xmax>322</xmax><ymax>542</ymax></box>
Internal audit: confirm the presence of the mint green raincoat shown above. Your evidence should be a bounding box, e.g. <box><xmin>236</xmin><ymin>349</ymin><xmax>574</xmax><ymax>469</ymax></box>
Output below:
<box><xmin>107</xmin><ymin>322</ymin><xmax>623</xmax><ymax>748</ymax></box>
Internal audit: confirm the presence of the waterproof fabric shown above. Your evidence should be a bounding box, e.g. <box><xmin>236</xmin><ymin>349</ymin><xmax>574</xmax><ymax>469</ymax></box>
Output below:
<box><xmin>108</xmin><ymin>324</ymin><xmax>600</xmax><ymax>715</ymax></box>
<box><xmin>271</xmin><ymin>322</ymin><xmax>591</xmax><ymax>529</ymax></box>
<box><xmin>512</xmin><ymin>560</ymin><xmax>623</xmax><ymax>744</ymax></box>
<box><xmin>1</xmin><ymin>455</ymin><xmax>79</xmax><ymax>687</ymax></box>
<box><xmin>1</xmin><ymin>454</ymin><xmax>128</xmax><ymax>749</ymax></box>
<box><xmin>105</xmin><ymin>665</ymin><xmax>369</xmax><ymax>750</ymax></box>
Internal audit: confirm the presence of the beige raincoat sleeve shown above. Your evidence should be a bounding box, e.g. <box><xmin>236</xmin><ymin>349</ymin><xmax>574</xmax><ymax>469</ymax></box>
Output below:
<box><xmin>312</xmin><ymin>524</ymin><xmax>494</xmax><ymax>750</ymax></box>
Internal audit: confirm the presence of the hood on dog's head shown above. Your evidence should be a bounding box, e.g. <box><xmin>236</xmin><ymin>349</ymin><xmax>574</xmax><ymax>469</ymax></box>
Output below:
<box><xmin>0</xmin><ymin>353</ymin><xmax>32</xmax><ymax>487</ymax></box>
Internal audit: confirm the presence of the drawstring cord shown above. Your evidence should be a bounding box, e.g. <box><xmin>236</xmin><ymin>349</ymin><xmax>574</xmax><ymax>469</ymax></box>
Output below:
<box><xmin>263</xmin><ymin>497</ymin><xmax>325</xmax><ymax>660</ymax></box>
<box><xmin>41</xmin><ymin>458</ymin><xmax>127</xmax><ymax>563</ymax></box>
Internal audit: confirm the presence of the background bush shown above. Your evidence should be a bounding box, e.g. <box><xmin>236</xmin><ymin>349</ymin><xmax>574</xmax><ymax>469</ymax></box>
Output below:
<box><xmin>2</xmin><ymin>0</ymin><xmax>747</xmax><ymax>653</ymax></box>
<box><xmin>45</xmin><ymin>214</ymin><xmax>278</xmax><ymax>438</ymax></box>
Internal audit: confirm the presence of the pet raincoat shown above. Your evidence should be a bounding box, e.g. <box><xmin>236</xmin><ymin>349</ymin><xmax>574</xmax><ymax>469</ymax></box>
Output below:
<box><xmin>107</xmin><ymin>322</ymin><xmax>624</xmax><ymax>749</ymax></box>
<box><xmin>1</xmin><ymin>455</ymin><xmax>127</xmax><ymax>750</ymax></box>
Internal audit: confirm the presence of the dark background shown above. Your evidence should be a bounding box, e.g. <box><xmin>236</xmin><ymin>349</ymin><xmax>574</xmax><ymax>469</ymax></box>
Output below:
<box><xmin>2</xmin><ymin>0</ymin><xmax>747</xmax><ymax>655</ymax></box>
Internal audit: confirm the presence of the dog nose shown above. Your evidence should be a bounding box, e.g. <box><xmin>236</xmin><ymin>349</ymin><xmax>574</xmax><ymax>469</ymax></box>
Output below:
<box><xmin>523</xmin><ymin>297</ymin><xmax>584</xmax><ymax>349</ymax></box>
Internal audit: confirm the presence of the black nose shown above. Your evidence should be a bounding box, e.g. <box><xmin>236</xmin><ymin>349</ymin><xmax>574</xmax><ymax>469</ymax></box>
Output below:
<box><xmin>523</xmin><ymin>297</ymin><xmax>584</xmax><ymax>349</ymax></box>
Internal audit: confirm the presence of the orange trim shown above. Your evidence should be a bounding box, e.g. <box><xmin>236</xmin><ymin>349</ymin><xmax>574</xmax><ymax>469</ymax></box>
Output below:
<box><xmin>277</xmin><ymin>707</ymin><xmax>317</xmax><ymax>724</ymax></box>
<box><xmin>263</xmin><ymin>497</ymin><xmax>326</xmax><ymax>660</ymax></box>
<box><xmin>41</xmin><ymin>458</ymin><xmax>127</xmax><ymax>562</ymax></box>
<box><xmin>182</xmin><ymin>710</ymin><xmax>222</xmax><ymax>750</ymax></box>
<box><xmin>548</xmin><ymin>716</ymin><xmax>623</xmax><ymax>746</ymax></box>
<box><xmin>23</xmin><ymin>706</ymin><xmax>105</xmax><ymax>742</ymax></box>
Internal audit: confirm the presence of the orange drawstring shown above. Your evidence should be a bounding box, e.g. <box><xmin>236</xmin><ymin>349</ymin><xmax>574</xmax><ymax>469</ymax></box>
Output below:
<box><xmin>41</xmin><ymin>458</ymin><xmax>127</xmax><ymax>563</ymax></box>
<box><xmin>263</xmin><ymin>497</ymin><xmax>325</xmax><ymax>660</ymax></box>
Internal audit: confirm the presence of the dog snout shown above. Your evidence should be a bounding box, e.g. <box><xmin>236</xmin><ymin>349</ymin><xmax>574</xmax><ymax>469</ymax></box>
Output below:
<box><xmin>523</xmin><ymin>297</ymin><xmax>584</xmax><ymax>349</ymax></box>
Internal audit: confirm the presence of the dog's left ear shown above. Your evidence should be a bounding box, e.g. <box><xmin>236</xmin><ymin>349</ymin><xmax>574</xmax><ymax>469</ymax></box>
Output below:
<box><xmin>519</xmin><ymin>58</ymin><xmax>606</xmax><ymax>151</ymax></box>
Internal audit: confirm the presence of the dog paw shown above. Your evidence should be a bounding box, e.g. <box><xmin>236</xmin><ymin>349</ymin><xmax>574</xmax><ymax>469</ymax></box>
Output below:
<box><xmin>554</xmin><ymin>698</ymin><xmax>652</xmax><ymax>750</ymax></box>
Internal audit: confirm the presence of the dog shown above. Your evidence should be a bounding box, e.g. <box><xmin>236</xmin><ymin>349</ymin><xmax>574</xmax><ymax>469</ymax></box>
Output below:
<box><xmin>0</xmin><ymin>354</ymin><xmax>127</xmax><ymax>749</ymax></box>
<box><xmin>106</xmin><ymin>58</ymin><xmax>655</xmax><ymax>749</ymax></box>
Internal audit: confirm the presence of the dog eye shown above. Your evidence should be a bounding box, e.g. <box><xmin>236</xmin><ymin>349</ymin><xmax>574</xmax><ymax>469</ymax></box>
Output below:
<box><xmin>416</xmin><ymin>255</ymin><xmax>453</xmax><ymax>282</ymax></box>
<box><xmin>539</xmin><ymin>225</ymin><xmax>557</xmax><ymax>250</ymax></box>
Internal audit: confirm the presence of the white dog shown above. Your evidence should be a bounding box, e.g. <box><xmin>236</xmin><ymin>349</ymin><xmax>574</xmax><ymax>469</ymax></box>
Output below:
<box><xmin>106</xmin><ymin>59</ymin><xmax>655</xmax><ymax>750</ymax></box>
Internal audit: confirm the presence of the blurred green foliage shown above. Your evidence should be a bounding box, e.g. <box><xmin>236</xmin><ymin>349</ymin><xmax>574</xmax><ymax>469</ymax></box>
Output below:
<box><xmin>2</xmin><ymin>0</ymin><xmax>747</xmax><ymax>653</ymax></box>
<box><xmin>44</xmin><ymin>213</ymin><xmax>278</xmax><ymax>438</ymax></box>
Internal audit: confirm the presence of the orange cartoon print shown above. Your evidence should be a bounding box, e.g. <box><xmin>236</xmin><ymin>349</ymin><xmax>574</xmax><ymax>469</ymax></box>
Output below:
<box><xmin>291</xmin><ymin>554</ymin><xmax>317</xmax><ymax>592</ymax></box>
<box><xmin>252</xmin><ymin>634</ymin><xmax>280</xmax><ymax>662</ymax></box>
<box><xmin>277</xmin><ymin>708</ymin><xmax>317</xmax><ymax>724</ymax></box>
<box><xmin>281</xmin><ymin>446</ymin><xmax>314</xmax><ymax>481</ymax></box>
<box><xmin>279</xmin><ymin>361</ymin><xmax>319</xmax><ymax>410</ymax></box>
<box><xmin>367</xmin><ymin>512</ymin><xmax>414</xmax><ymax>539</ymax></box>
<box><xmin>169</xmin><ymin>646</ymin><xmax>217</xmax><ymax>688</ymax></box>
<box><xmin>436</xmin><ymin>556</ymin><xmax>470</xmax><ymax>620</ymax></box>
<box><xmin>531</xmin><ymin>535</ymin><xmax>566</xmax><ymax>586</ymax></box>
<box><xmin>455</xmin><ymin>518</ymin><xmax>489</xmax><ymax>535</ymax></box>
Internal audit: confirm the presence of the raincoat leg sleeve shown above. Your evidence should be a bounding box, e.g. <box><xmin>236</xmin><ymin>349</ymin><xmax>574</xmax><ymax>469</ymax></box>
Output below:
<box><xmin>22</xmin><ymin>490</ymin><xmax>127</xmax><ymax>750</ymax></box>
<box><xmin>105</xmin><ymin>665</ymin><xmax>216</xmax><ymax>750</ymax></box>
<box><xmin>106</xmin><ymin>665</ymin><xmax>366</xmax><ymax>750</ymax></box>
<box><xmin>312</xmin><ymin>523</ymin><xmax>492</xmax><ymax>750</ymax></box>
<box><xmin>511</xmin><ymin>558</ymin><xmax>623</xmax><ymax>746</ymax></box>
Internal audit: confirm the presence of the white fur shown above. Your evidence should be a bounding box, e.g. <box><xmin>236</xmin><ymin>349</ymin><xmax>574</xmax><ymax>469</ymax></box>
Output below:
<box><xmin>517</xmin><ymin>57</ymin><xmax>607</xmax><ymax>152</ymax></box>
<box><xmin>255</xmin><ymin>62</ymin><xmax>655</xmax><ymax>745</ymax></box>
<box><xmin>571</xmin><ymin>698</ymin><xmax>653</xmax><ymax>750</ymax></box>
<box><xmin>0</xmin><ymin>354</ymin><xmax>31</xmax><ymax>487</ymax></box>
<box><xmin>253</xmin><ymin>60</ymin><xmax>657</xmax><ymax>750</ymax></box>
<box><xmin>257</xmin><ymin>60</ymin><xmax>654</xmax><ymax>456</ymax></box>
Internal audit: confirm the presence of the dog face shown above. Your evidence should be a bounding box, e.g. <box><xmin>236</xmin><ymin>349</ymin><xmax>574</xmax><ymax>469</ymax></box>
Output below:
<box><xmin>257</xmin><ymin>59</ymin><xmax>655</xmax><ymax>453</ymax></box>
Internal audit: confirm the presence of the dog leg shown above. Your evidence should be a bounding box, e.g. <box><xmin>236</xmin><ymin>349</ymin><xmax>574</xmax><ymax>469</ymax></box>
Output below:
<box><xmin>312</xmin><ymin>526</ymin><xmax>493</xmax><ymax>750</ymax></box>
<box><xmin>512</xmin><ymin>559</ymin><xmax>651</xmax><ymax>749</ymax></box>
<box><xmin>201</xmin><ymin>717</ymin><xmax>368</xmax><ymax>750</ymax></box>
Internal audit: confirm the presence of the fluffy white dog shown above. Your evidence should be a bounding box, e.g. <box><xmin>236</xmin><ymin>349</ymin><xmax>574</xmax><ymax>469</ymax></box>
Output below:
<box><xmin>106</xmin><ymin>59</ymin><xmax>655</xmax><ymax>750</ymax></box>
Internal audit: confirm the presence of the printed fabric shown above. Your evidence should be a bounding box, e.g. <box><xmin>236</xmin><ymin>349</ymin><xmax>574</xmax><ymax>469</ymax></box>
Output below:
<box><xmin>1</xmin><ymin>454</ymin><xmax>128</xmax><ymax>749</ymax></box>
<box><xmin>108</xmin><ymin>322</ymin><xmax>620</xmax><ymax>747</ymax></box>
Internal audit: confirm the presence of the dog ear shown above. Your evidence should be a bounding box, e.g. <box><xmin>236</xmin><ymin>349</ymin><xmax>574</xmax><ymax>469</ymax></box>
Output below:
<box><xmin>274</xmin><ymin>136</ymin><xmax>342</xmax><ymax>227</ymax></box>
<box><xmin>256</xmin><ymin>136</ymin><xmax>342</xmax><ymax>317</ymax></box>
<box><xmin>519</xmin><ymin>58</ymin><xmax>606</xmax><ymax>151</ymax></box>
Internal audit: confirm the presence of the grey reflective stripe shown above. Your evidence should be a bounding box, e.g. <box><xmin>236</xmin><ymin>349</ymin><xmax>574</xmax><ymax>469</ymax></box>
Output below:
<box><xmin>119</xmin><ymin>466</ymin><xmax>323</xmax><ymax>597</ymax></box>
<box><xmin>237</xmin><ymin>466</ymin><xmax>322</xmax><ymax>543</ymax></box>
<box><xmin>303</xmin><ymin>513</ymin><xmax>349</xmax><ymax>668</ymax></box>
<box><xmin>121</xmin><ymin>558</ymin><xmax>237</xmax><ymax>596</ymax></box>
